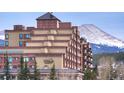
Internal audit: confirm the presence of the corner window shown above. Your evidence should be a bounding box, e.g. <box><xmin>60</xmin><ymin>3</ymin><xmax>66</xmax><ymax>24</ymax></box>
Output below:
<box><xmin>19</xmin><ymin>41</ymin><xmax>23</xmax><ymax>47</ymax></box>
<box><xmin>25</xmin><ymin>34</ymin><xmax>30</xmax><ymax>39</ymax></box>
<box><xmin>19</xmin><ymin>34</ymin><xmax>23</xmax><ymax>39</ymax></box>
<box><xmin>5</xmin><ymin>41</ymin><xmax>8</xmax><ymax>46</ymax></box>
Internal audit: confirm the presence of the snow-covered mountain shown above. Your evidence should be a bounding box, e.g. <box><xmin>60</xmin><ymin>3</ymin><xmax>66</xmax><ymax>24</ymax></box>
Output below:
<box><xmin>79</xmin><ymin>24</ymin><xmax>124</xmax><ymax>48</ymax></box>
<box><xmin>0</xmin><ymin>31</ymin><xmax>4</xmax><ymax>46</ymax></box>
<box><xmin>91</xmin><ymin>43</ymin><xmax>124</xmax><ymax>54</ymax></box>
<box><xmin>0</xmin><ymin>39</ymin><xmax>4</xmax><ymax>46</ymax></box>
<box><xmin>0</xmin><ymin>31</ymin><xmax>4</xmax><ymax>40</ymax></box>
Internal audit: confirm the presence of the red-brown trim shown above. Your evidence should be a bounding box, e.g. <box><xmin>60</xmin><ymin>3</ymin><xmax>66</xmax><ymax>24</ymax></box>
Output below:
<box><xmin>32</xmin><ymin>34</ymin><xmax>72</xmax><ymax>37</ymax></box>
<box><xmin>33</xmin><ymin>28</ymin><xmax>74</xmax><ymax>30</ymax></box>
<box><xmin>0</xmin><ymin>53</ymin><xmax>64</xmax><ymax>56</ymax></box>
<box><xmin>5</xmin><ymin>30</ymin><xmax>32</xmax><ymax>33</ymax></box>
<box><xmin>0</xmin><ymin>46</ymin><xmax>67</xmax><ymax>49</ymax></box>
<box><xmin>27</xmin><ymin>40</ymin><xmax>70</xmax><ymax>43</ymax></box>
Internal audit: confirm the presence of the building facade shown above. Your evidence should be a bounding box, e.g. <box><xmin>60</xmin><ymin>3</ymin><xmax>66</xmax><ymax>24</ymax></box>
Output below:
<box><xmin>0</xmin><ymin>12</ymin><xmax>92</xmax><ymax>80</ymax></box>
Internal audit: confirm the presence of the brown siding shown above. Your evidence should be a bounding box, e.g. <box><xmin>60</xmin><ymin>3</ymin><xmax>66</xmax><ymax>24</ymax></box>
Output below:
<box><xmin>37</xmin><ymin>20</ymin><xmax>58</xmax><ymax>29</ymax></box>
<box><xmin>59</xmin><ymin>22</ymin><xmax>71</xmax><ymax>28</ymax></box>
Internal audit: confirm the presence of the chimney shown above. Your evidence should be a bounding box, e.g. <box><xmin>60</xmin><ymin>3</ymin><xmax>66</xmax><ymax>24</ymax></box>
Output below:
<box><xmin>14</xmin><ymin>25</ymin><xmax>25</xmax><ymax>30</ymax></box>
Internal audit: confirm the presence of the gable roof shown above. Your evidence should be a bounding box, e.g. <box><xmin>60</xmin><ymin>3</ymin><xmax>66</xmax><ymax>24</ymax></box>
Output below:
<box><xmin>36</xmin><ymin>12</ymin><xmax>61</xmax><ymax>21</ymax></box>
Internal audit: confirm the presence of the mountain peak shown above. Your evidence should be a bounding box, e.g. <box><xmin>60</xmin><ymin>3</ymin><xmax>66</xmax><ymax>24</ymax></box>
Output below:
<box><xmin>78</xmin><ymin>24</ymin><xmax>124</xmax><ymax>48</ymax></box>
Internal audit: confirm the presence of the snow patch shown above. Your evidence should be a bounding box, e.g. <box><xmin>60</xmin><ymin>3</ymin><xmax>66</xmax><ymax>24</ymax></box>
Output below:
<box><xmin>79</xmin><ymin>24</ymin><xmax>124</xmax><ymax>48</ymax></box>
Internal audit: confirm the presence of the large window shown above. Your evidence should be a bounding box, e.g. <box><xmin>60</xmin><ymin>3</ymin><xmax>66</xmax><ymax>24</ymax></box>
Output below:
<box><xmin>5</xmin><ymin>34</ymin><xmax>9</xmax><ymax>39</ymax></box>
<box><xmin>9</xmin><ymin>64</ymin><xmax>13</xmax><ymax>69</ymax></box>
<box><xmin>26</xmin><ymin>42</ymin><xmax>29</xmax><ymax>46</ymax></box>
<box><xmin>24</xmin><ymin>57</ymin><xmax>29</xmax><ymax>62</ymax></box>
<box><xmin>25</xmin><ymin>34</ymin><xmax>30</xmax><ymax>39</ymax></box>
<box><xmin>19</xmin><ymin>41</ymin><xmax>23</xmax><ymax>47</ymax></box>
<box><xmin>8</xmin><ymin>57</ymin><xmax>13</xmax><ymax>63</ymax></box>
<box><xmin>5</xmin><ymin>41</ymin><xmax>8</xmax><ymax>46</ymax></box>
<box><xmin>19</xmin><ymin>34</ymin><xmax>23</xmax><ymax>39</ymax></box>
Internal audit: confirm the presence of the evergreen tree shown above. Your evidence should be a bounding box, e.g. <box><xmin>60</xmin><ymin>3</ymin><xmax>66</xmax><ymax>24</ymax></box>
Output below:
<box><xmin>49</xmin><ymin>64</ymin><xmax>57</xmax><ymax>80</ymax></box>
<box><xmin>24</xmin><ymin>61</ymin><xmax>30</xmax><ymax>80</ymax></box>
<box><xmin>18</xmin><ymin>55</ymin><xmax>25</xmax><ymax>80</ymax></box>
<box><xmin>83</xmin><ymin>68</ymin><xmax>92</xmax><ymax>80</ymax></box>
<box><xmin>4</xmin><ymin>53</ymin><xmax>10</xmax><ymax>80</ymax></box>
<box><xmin>83</xmin><ymin>66</ymin><xmax>97</xmax><ymax>80</ymax></box>
<box><xmin>18</xmin><ymin>56</ymin><xmax>30</xmax><ymax>80</ymax></box>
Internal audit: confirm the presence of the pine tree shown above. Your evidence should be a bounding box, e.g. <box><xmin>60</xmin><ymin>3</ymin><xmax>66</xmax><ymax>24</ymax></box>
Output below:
<box><xmin>18</xmin><ymin>56</ymin><xmax>30</xmax><ymax>80</ymax></box>
<box><xmin>49</xmin><ymin>64</ymin><xmax>57</xmax><ymax>80</ymax></box>
<box><xmin>83</xmin><ymin>66</ymin><xmax>97</xmax><ymax>80</ymax></box>
<box><xmin>83</xmin><ymin>68</ymin><xmax>92</xmax><ymax>80</ymax></box>
<box><xmin>4</xmin><ymin>53</ymin><xmax>10</xmax><ymax>80</ymax></box>
<box><xmin>33</xmin><ymin>58</ymin><xmax>40</xmax><ymax>80</ymax></box>
<box><xmin>24</xmin><ymin>61</ymin><xmax>30</xmax><ymax>80</ymax></box>
<box><xmin>18</xmin><ymin>55</ymin><xmax>25</xmax><ymax>80</ymax></box>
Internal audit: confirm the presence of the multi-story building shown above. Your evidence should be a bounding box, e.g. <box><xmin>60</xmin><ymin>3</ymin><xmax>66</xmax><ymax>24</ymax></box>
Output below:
<box><xmin>0</xmin><ymin>12</ymin><xmax>92</xmax><ymax>80</ymax></box>
<box><xmin>80</xmin><ymin>38</ymin><xmax>93</xmax><ymax>70</ymax></box>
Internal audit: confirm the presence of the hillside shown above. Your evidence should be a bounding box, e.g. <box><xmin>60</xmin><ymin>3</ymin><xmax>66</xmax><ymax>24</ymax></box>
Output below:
<box><xmin>93</xmin><ymin>52</ymin><xmax>124</xmax><ymax>64</ymax></box>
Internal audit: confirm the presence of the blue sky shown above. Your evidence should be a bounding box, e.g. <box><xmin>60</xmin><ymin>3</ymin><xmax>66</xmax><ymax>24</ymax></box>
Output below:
<box><xmin>0</xmin><ymin>12</ymin><xmax>124</xmax><ymax>41</ymax></box>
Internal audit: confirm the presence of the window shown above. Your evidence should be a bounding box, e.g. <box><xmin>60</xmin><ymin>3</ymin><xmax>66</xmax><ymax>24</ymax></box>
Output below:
<box><xmin>24</xmin><ymin>57</ymin><xmax>29</xmax><ymax>62</ymax></box>
<box><xmin>9</xmin><ymin>64</ymin><xmax>13</xmax><ymax>69</ymax></box>
<box><xmin>26</xmin><ymin>42</ymin><xmax>29</xmax><ymax>46</ymax></box>
<box><xmin>19</xmin><ymin>34</ymin><xmax>23</xmax><ymax>39</ymax></box>
<box><xmin>15</xmin><ymin>57</ymin><xmax>18</xmax><ymax>61</ymax></box>
<box><xmin>5</xmin><ymin>41</ymin><xmax>8</xmax><ymax>46</ymax></box>
<box><xmin>19</xmin><ymin>41</ymin><xmax>23</xmax><ymax>47</ymax></box>
<box><xmin>29</xmin><ymin>57</ymin><xmax>34</xmax><ymax>61</ymax></box>
<box><xmin>5</xmin><ymin>34</ymin><xmax>9</xmax><ymax>39</ymax></box>
<box><xmin>25</xmin><ymin>34</ymin><xmax>30</xmax><ymax>39</ymax></box>
<box><xmin>8</xmin><ymin>57</ymin><xmax>13</xmax><ymax>63</ymax></box>
<box><xmin>0</xmin><ymin>57</ymin><xmax>2</xmax><ymax>62</ymax></box>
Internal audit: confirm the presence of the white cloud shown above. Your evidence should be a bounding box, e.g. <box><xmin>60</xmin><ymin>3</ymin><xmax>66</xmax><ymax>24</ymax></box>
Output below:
<box><xmin>0</xmin><ymin>35</ymin><xmax>5</xmax><ymax>40</ymax></box>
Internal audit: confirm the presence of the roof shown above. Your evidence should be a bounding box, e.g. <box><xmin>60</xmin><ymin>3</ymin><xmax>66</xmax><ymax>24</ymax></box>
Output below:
<box><xmin>36</xmin><ymin>12</ymin><xmax>61</xmax><ymax>21</ymax></box>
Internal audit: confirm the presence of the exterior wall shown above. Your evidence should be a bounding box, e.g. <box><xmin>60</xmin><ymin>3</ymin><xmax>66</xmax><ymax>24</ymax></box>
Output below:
<box><xmin>36</xmin><ymin>55</ymin><xmax>63</xmax><ymax>69</ymax></box>
<box><xmin>81</xmin><ymin>42</ymin><xmax>93</xmax><ymax>71</ymax></box>
<box><xmin>5</xmin><ymin>31</ymin><xmax>31</xmax><ymax>47</ymax></box>
<box><xmin>33</xmin><ymin>29</ymin><xmax>73</xmax><ymax>35</ymax></box>
<box><xmin>31</xmin><ymin>35</ymin><xmax>71</xmax><ymax>41</ymax></box>
<box><xmin>37</xmin><ymin>20</ymin><xmax>59</xmax><ymax>29</ymax></box>
<box><xmin>54</xmin><ymin>36</ymin><xmax>71</xmax><ymax>40</ymax></box>
<box><xmin>59</xmin><ymin>22</ymin><xmax>71</xmax><ymax>28</ymax></box>
<box><xmin>27</xmin><ymin>42</ymin><xmax>68</xmax><ymax>47</ymax></box>
<box><xmin>57</xmin><ymin>30</ymin><xmax>73</xmax><ymax>34</ymax></box>
<box><xmin>31</xmin><ymin>36</ymin><xmax>47</xmax><ymax>41</ymax></box>
<box><xmin>27</xmin><ymin>42</ymin><xmax>44</xmax><ymax>47</ymax></box>
<box><xmin>23</xmin><ymin>48</ymin><xmax>45</xmax><ymax>53</ymax></box>
<box><xmin>52</xmin><ymin>42</ymin><xmax>68</xmax><ymax>46</ymax></box>
<box><xmin>6</xmin><ymin>32</ymin><xmax>19</xmax><ymax>47</ymax></box>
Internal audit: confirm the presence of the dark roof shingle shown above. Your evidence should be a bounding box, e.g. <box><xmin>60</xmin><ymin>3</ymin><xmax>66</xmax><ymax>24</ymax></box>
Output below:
<box><xmin>36</xmin><ymin>12</ymin><xmax>61</xmax><ymax>21</ymax></box>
